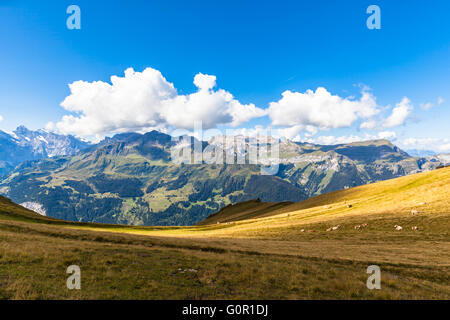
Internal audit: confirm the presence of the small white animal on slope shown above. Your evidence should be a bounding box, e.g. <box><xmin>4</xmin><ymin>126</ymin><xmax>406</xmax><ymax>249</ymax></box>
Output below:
<box><xmin>394</xmin><ymin>225</ymin><xmax>403</xmax><ymax>231</ymax></box>
<box><xmin>326</xmin><ymin>225</ymin><xmax>340</xmax><ymax>232</ymax></box>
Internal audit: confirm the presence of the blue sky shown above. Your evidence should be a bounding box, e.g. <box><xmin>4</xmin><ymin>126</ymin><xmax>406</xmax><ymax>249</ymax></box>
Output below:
<box><xmin>0</xmin><ymin>0</ymin><xmax>449</xmax><ymax>151</ymax></box>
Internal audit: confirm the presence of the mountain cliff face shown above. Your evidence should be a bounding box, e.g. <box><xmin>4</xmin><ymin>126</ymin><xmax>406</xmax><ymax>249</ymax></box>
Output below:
<box><xmin>0</xmin><ymin>130</ymin><xmax>444</xmax><ymax>226</ymax></box>
<box><xmin>0</xmin><ymin>126</ymin><xmax>89</xmax><ymax>176</ymax></box>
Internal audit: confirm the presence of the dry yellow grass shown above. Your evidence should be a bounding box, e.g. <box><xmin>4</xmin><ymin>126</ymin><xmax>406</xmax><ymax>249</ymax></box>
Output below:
<box><xmin>0</xmin><ymin>167</ymin><xmax>449</xmax><ymax>299</ymax></box>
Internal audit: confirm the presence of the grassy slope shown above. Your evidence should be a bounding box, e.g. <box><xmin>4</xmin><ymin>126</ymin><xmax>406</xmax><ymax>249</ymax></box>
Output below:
<box><xmin>195</xmin><ymin>199</ymin><xmax>293</xmax><ymax>226</ymax></box>
<box><xmin>0</xmin><ymin>167</ymin><xmax>449</xmax><ymax>299</ymax></box>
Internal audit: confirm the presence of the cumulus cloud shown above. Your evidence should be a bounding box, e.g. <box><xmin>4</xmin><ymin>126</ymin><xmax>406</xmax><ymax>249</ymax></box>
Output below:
<box><xmin>383</xmin><ymin>97</ymin><xmax>413</xmax><ymax>128</ymax></box>
<box><xmin>50</xmin><ymin>67</ymin><xmax>440</xmax><ymax>147</ymax></box>
<box><xmin>53</xmin><ymin>68</ymin><xmax>175</xmax><ymax>136</ymax></box>
<box><xmin>160</xmin><ymin>84</ymin><xmax>233</xmax><ymax>129</ymax></box>
<box><xmin>268</xmin><ymin>87</ymin><xmax>379</xmax><ymax>129</ymax></box>
<box><xmin>193</xmin><ymin>73</ymin><xmax>217</xmax><ymax>90</ymax></box>
<box><xmin>51</xmin><ymin>68</ymin><xmax>266</xmax><ymax>137</ymax></box>
<box><xmin>161</xmin><ymin>74</ymin><xmax>266</xmax><ymax>129</ymax></box>
<box><xmin>227</xmin><ymin>101</ymin><xmax>268</xmax><ymax>127</ymax></box>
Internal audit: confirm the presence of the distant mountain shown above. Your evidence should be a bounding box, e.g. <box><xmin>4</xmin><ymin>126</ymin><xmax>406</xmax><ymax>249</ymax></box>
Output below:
<box><xmin>0</xmin><ymin>130</ymin><xmax>444</xmax><ymax>226</ymax></box>
<box><xmin>429</xmin><ymin>153</ymin><xmax>450</xmax><ymax>165</ymax></box>
<box><xmin>0</xmin><ymin>126</ymin><xmax>90</xmax><ymax>176</ymax></box>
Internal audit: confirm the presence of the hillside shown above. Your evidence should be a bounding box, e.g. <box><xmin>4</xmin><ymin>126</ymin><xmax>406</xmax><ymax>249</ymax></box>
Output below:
<box><xmin>4</xmin><ymin>166</ymin><xmax>449</xmax><ymax>231</ymax></box>
<box><xmin>0</xmin><ymin>130</ymin><xmax>444</xmax><ymax>226</ymax></box>
<box><xmin>0</xmin><ymin>167</ymin><xmax>449</xmax><ymax>299</ymax></box>
<box><xmin>0</xmin><ymin>196</ymin><xmax>57</xmax><ymax>222</ymax></box>
<box><xmin>196</xmin><ymin>166</ymin><xmax>450</xmax><ymax>231</ymax></box>
<box><xmin>196</xmin><ymin>199</ymin><xmax>293</xmax><ymax>226</ymax></box>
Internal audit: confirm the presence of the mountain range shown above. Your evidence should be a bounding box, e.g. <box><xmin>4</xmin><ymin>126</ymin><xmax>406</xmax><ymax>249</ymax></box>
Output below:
<box><xmin>0</xmin><ymin>126</ymin><xmax>89</xmax><ymax>176</ymax></box>
<box><xmin>0</xmin><ymin>127</ymin><xmax>448</xmax><ymax>226</ymax></box>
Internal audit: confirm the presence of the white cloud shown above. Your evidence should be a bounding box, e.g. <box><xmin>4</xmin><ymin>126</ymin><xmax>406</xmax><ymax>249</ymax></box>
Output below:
<box><xmin>399</xmin><ymin>137</ymin><xmax>450</xmax><ymax>153</ymax></box>
<box><xmin>305</xmin><ymin>131</ymin><xmax>397</xmax><ymax>145</ymax></box>
<box><xmin>0</xmin><ymin>115</ymin><xmax>3</xmax><ymax>123</ymax></box>
<box><xmin>383</xmin><ymin>97</ymin><xmax>413</xmax><ymax>128</ymax></box>
<box><xmin>268</xmin><ymin>87</ymin><xmax>379</xmax><ymax>130</ymax></box>
<box><xmin>193</xmin><ymin>73</ymin><xmax>217</xmax><ymax>90</ymax></box>
<box><xmin>160</xmin><ymin>73</ymin><xmax>266</xmax><ymax>129</ymax></box>
<box><xmin>275</xmin><ymin>125</ymin><xmax>318</xmax><ymax>141</ymax></box>
<box><xmin>420</xmin><ymin>97</ymin><xmax>444</xmax><ymax>111</ymax></box>
<box><xmin>223</xmin><ymin>125</ymin><xmax>272</xmax><ymax>138</ymax></box>
<box><xmin>360</xmin><ymin>119</ymin><xmax>377</xmax><ymax>129</ymax></box>
<box><xmin>377</xmin><ymin>131</ymin><xmax>397</xmax><ymax>140</ymax></box>
<box><xmin>160</xmin><ymin>86</ymin><xmax>233</xmax><ymax>129</ymax></box>
<box><xmin>51</xmin><ymin>68</ymin><xmax>266</xmax><ymax>137</ymax></box>
<box><xmin>401</xmin><ymin>137</ymin><xmax>438</xmax><ymax>147</ymax></box>
<box><xmin>420</xmin><ymin>102</ymin><xmax>433</xmax><ymax>111</ymax></box>
<box><xmin>275</xmin><ymin>125</ymin><xmax>304</xmax><ymax>141</ymax></box>
<box><xmin>306</xmin><ymin>135</ymin><xmax>363</xmax><ymax>145</ymax></box>
<box><xmin>227</xmin><ymin>101</ymin><xmax>268</xmax><ymax>127</ymax></box>
<box><xmin>304</xmin><ymin>125</ymin><xmax>318</xmax><ymax>137</ymax></box>
<box><xmin>54</xmin><ymin>68</ymin><xmax>175</xmax><ymax>136</ymax></box>
<box><xmin>439</xmin><ymin>143</ymin><xmax>450</xmax><ymax>152</ymax></box>
<box><xmin>50</xmin><ymin>68</ymin><xmax>444</xmax><ymax>147</ymax></box>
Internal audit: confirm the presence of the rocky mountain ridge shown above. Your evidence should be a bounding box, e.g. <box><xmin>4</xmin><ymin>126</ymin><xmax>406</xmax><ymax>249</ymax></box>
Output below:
<box><xmin>0</xmin><ymin>129</ymin><xmax>447</xmax><ymax>226</ymax></box>
<box><xmin>0</xmin><ymin>126</ymin><xmax>90</xmax><ymax>176</ymax></box>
